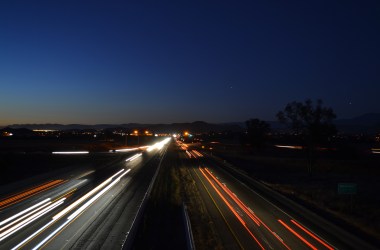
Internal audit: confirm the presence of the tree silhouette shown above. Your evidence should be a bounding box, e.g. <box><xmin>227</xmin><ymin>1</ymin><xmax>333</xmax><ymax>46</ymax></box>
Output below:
<box><xmin>245</xmin><ymin>118</ymin><xmax>271</xmax><ymax>150</ymax></box>
<box><xmin>277</xmin><ymin>99</ymin><xmax>337</xmax><ymax>175</ymax></box>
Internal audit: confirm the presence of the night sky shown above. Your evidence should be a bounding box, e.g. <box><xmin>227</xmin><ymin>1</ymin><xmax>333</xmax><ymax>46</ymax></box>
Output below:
<box><xmin>1</xmin><ymin>1</ymin><xmax>379</xmax><ymax>125</ymax></box>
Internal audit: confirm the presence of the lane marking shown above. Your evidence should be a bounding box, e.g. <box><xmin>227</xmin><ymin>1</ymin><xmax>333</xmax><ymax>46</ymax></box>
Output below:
<box><xmin>192</xmin><ymin>168</ymin><xmax>244</xmax><ymax>249</ymax></box>
<box><xmin>199</xmin><ymin>168</ymin><xmax>265</xmax><ymax>249</ymax></box>
<box><xmin>203</xmin><ymin>167</ymin><xmax>291</xmax><ymax>250</ymax></box>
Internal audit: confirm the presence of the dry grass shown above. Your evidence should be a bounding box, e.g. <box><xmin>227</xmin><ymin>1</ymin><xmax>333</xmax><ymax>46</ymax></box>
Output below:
<box><xmin>178</xmin><ymin>161</ymin><xmax>223</xmax><ymax>250</ymax></box>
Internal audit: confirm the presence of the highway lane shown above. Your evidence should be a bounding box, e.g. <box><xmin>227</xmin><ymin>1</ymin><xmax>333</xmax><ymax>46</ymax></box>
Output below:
<box><xmin>0</xmin><ymin>138</ymin><xmax>171</xmax><ymax>249</ymax></box>
<box><xmin>183</xmin><ymin>153</ymin><xmax>291</xmax><ymax>249</ymax></box>
<box><xmin>178</xmin><ymin>151</ymin><xmax>243</xmax><ymax>250</ymax></box>
<box><xmin>197</xmin><ymin>153</ymin><xmax>377</xmax><ymax>249</ymax></box>
<box><xmin>43</xmin><ymin>146</ymin><xmax>168</xmax><ymax>249</ymax></box>
<box><xmin>179</xmin><ymin>142</ymin><xmax>377</xmax><ymax>249</ymax></box>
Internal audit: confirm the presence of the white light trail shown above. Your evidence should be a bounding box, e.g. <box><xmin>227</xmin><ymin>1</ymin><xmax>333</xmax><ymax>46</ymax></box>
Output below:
<box><xmin>125</xmin><ymin>153</ymin><xmax>142</xmax><ymax>162</ymax></box>
<box><xmin>0</xmin><ymin>198</ymin><xmax>50</xmax><ymax>227</ymax></box>
<box><xmin>11</xmin><ymin>219</ymin><xmax>55</xmax><ymax>250</ymax></box>
<box><xmin>0</xmin><ymin>201</ymin><xmax>52</xmax><ymax>232</ymax></box>
<box><xmin>52</xmin><ymin>169</ymin><xmax>125</xmax><ymax>221</ymax></box>
<box><xmin>32</xmin><ymin>219</ymin><xmax>70</xmax><ymax>250</ymax></box>
<box><xmin>68</xmin><ymin>169</ymin><xmax>130</xmax><ymax>220</ymax></box>
<box><xmin>0</xmin><ymin>199</ymin><xmax>65</xmax><ymax>242</ymax></box>
<box><xmin>114</xmin><ymin>148</ymin><xmax>139</xmax><ymax>152</ymax></box>
<box><xmin>52</xmin><ymin>151</ymin><xmax>89</xmax><ymax>155</ymax></box>
<box><xmin>274</xmin><ymin>145</ymin><xmax>303</xmax><ymax>149</ymax></box>
<box><xmin>32</xmin><ymin>169</ymin><xmax>131</xmax><ymax>250</ymax></box>
<box><xmin>146</xmin><ymin>138</ymin><xmax>171</xmax><ymax>152</ymax></box>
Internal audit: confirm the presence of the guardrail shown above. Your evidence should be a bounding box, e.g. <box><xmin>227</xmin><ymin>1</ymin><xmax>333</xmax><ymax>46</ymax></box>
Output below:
<box><xmin>121</xmin><ymin>145</ymin><xmax>169</xmax><ymax>250</ymax></box>
<box><xmin>182</xmin><ymin>202</ymin><xmax>196</xmax><ymax>250</ymax></box>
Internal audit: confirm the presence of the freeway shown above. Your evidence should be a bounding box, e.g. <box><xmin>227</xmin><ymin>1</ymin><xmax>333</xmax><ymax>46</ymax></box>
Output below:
<box><xmin>0</xmin><ymin>138</ymin><xmax>170</xmax><ymax>250</ymax></box>
<box><xmin>179</xmin><ymin>142</ymin><xmax>377</xmax><ymax>249</ymax></box>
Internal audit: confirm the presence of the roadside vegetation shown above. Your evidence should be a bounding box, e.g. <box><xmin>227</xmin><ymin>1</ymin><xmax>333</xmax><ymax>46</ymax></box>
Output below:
<box><xmin>177</xmin><ymin>160</ymin><xmax>223</xmax><ymax>249</ymax></box>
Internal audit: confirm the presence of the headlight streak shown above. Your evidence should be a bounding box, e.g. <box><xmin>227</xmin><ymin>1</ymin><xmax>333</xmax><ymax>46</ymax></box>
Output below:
<box><xmin>31</xmin><ymin>219</ymin><xmax>70</xmax><ymax>250</ymax></box>
<box><xmin>113</xmin><ymin>148</ymin><xmax>139</xmax><ymax>152</ymax></box>
<box><xmin>67</xmin><ymin>169</ymin><xmax>130</xmax><ymax>220</ymax></box>
<box><xmin>52</xmin><ymin>169</ymin><xmax>124</xmax><ymax>221</ymax></box>
<box><xmin>0</xmin><ymin>198</ymin><xmax>50</xmax><ymax>227</ymax></box>
<box><xmin>146</xmin><ymin>138</ymin><xmax>171</xmax><ymax>152</ymax></box>
<box><xmin>1</xmin><ymin>165</ymin><xmax>133</xmax><ymax>249</ymax></box>
<box><xmin>0</xmin><ymin>198</ymin><xmax>65</xmax><ymax>242</ymax></box>
<box><xmin>31</xmin><ymin>169</ymin><xmax>131</xmax><ymax>250</ymax></box>
<box><xmin>52</xmin><ymin>151</ymin><xmax>89</xmax><ymax>155</ymax></box>
<box><xmin>372</xmin><ymin>148</ymin><xmax>380</xmax><ymax>154</ymax></box>
<box><xmin>274</xmin><ymin>145</ymin><xmax>303</xmax><ymax>150</ymax></box>
<box><xmin>11</xmin><ymin>220</ymin><xmax>55</xmax><ymax>250</ymax></box>
<box><xmin>0</xmin><ymin>201</ymin><xmax>52</xmax><ymax>233</ymax></box>
<box><xmin>125</xmin><ymin>153</ymin><xmax>142</xmax><ymax>162</ymax></box>
<box><xmin>51</xmin><ymin>151</ymin><xmax>90</xmax><ymax>155</ymax></box>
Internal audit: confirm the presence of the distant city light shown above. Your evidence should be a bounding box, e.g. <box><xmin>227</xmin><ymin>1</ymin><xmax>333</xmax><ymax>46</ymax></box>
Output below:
<box><xmin>33</xmin><ymin>129</ymin><xmax>57</xmax><ymax>132</ymax></box>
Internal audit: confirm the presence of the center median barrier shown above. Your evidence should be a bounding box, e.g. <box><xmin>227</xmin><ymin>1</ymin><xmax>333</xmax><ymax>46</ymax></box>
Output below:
<box><xmin>121</xmin><ymin>145</ymin><xmax>169</xmax><ymax>250</ymax></box>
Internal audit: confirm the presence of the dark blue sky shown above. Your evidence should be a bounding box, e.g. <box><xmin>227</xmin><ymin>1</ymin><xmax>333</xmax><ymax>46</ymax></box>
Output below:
<box><xmin>1</xmin><ymin>1</ymin><xmax>379</xmax><ymax>125</ymax></box>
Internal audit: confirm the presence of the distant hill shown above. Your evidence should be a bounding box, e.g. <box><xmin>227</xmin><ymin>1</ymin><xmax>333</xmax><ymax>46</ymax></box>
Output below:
<box><xmin>335</xmin><ymin>113</ymin><xmax>380</xmax><ymax>134</ymax></box>
<box><xmin>7</xmin><ymin>121</ymin><xmax>244</xmax><ymax>133</ymax></box>
<box><xmin>6</xmin><ymin>114</ymin><xmax>380</xmax><ymax>134</ymax></box>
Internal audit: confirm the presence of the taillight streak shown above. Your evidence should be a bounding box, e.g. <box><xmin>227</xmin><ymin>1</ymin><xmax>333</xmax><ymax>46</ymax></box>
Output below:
<box><xmin>203</xmin><ymin>167</ymin><xmax>291</xmax><ymax>250</ymax></box>
<box><xmin>199</xmin><ymin>168</ymin><xmax>265</xmax><ymax>250</ymax></box>
<box><xmin>278</xmin><ymin>219</ymin><xmax>317</xmax><ymax>250</ymax></box>
<box><xmin>290</xmin><ymin>220</ymin><xmax>334</xmax><ymax>250</ymax></box>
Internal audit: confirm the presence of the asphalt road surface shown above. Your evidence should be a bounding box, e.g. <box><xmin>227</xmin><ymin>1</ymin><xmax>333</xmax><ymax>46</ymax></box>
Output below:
<box><xmin>1</xmin><ymin>139</ymin><xmax>377</xmax><ymax>250</ymax></box>
<box><xmin>0</xmin><ymin>138</ymin><xmax>170</xmax><ymax>250</ymax></box>
<box><xmin>179</xmin><ymin>141</ymin><xmax>377</xmax><ymax>249</ymax></box>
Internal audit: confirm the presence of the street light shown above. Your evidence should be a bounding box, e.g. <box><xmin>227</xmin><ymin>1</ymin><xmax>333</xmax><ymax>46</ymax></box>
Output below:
<box><xmin>134</xmin><ymin>130</ymin><xmax>139</xmax><ymax>145</ymax></box>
